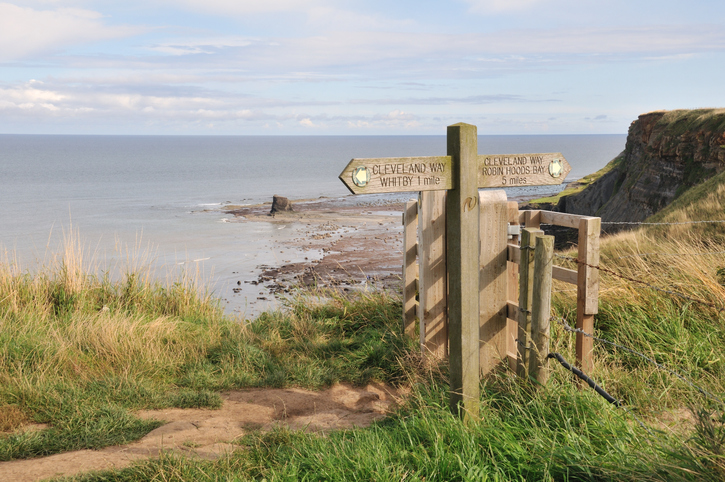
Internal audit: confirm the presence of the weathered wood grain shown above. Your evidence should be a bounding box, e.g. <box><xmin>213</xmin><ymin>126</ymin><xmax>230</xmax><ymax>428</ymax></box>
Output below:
<box><xmin>478</xmin><ymin>152</ymin><xmax>571</xmax><ymax>188</ymax></box>
<box><xmin>576</xmin><ymin>217</ymin><xmax>601</xmax><ymax>374</ymax></box>
<box><xmin>530</xmin><ymin>234</ymin><xmax>554</xmax><ymax>384</ymax></box>
<box><xmin>419</xmin><ymin>191</ymin><xmax>447</xmax><ymax>359</ymax></box>
<box><xmin>506</xmin><ymin>201</ymin><xmax>520</xmax><ymax>371</ymax></box>
<box><xmin>446</xmin><ymin>123</ymin><xmax>480</xmax><ymax>420</ymax></box>
<box><xmin>479</xmin><ymin>190</ymin><xmax>509</xmax><ymax>376</ymax></box>
<box><xmin>402</xmin><ymin>198</ymin><xmax>419</xmax><ymax>339</ymax></box>
<box><xmin>517</xmin><ymin>227</ymin><xmax>543</xmax><ymax>378</ymax></box>
<box><xmin>339</xmin><ymin>156</ymin><xmax>453</xmax><ymax>194</ymax></box>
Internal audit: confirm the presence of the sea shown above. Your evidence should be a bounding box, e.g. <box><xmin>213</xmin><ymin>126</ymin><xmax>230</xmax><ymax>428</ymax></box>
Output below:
<box><xmin>0</xmin><ymin>134</ymin><xmax>626</xmax><ymax>316</ymax></box>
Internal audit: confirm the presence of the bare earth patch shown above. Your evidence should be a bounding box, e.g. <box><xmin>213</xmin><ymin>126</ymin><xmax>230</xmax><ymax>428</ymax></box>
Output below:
<box><xmin>0</xmin><ymin>383</ymin><xmax>400</xmax><ymax>482</ymax></box>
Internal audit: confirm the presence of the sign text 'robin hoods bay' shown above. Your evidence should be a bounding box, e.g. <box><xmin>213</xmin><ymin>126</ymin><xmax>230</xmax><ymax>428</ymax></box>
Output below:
<box><xmin>339</xmin><ymin>156</ymin><xmax>453</xmax><ymax>194</ymax></box>
<box><xmin>477</xmin><ymin>152</ymin><xmax>571</xmax><ymax>188</ymax></box>
<box><xmin>339</xmin><ymin>152</ymin><xmax>570</xmax><ymax>194</ymax></box>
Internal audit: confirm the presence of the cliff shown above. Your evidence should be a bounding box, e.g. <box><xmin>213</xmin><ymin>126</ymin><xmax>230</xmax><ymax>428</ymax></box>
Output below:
<box><xmin>542</xmin><ymin>109</ymin><xmax>725</xmax><ymax>226</ymax></box>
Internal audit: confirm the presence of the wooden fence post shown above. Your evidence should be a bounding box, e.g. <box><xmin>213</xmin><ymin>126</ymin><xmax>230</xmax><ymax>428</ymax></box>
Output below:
<box><xmin>576</xmin><ymin>217</ymin><xmax>601</xmax><ymax>374</ymax></box>
<box><xmin>529</xmin><ymin>234</ymin><xmax>554</xmax><ymax>384</ymax></box>
<box><xmin>446</xmin><ymin>123</ymin><xmax>480</xmax><ymax>420</ymax></box>
<box><xmin>517</xmin><ymin>227</ymin><xmax>543</xmax><ymax>378</ymax></box>
<box><xmin>402</xmin><ymin>198</ymin><xmax>419</xmax><ymax>339</ymax></box>
<box><xmin>419</xmin><ymin>191</ymin><xmax>447</xmax><ymax>358</ymax></box>
<box><xmin>506</xmin><ymin>201</ymin><xmax>520</xmax><ymax>371</ymax></box>
<box><xmin>479</xmin><ymin>190</ymin><xmax>509</xmax><ymax>376</ymax></box>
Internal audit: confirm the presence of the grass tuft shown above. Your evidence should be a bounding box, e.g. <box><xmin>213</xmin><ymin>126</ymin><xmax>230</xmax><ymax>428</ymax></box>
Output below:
<box><xmin>0</xmin><ymin>405</ymin><xmax>27</xmax><ymax>433</ymax></box>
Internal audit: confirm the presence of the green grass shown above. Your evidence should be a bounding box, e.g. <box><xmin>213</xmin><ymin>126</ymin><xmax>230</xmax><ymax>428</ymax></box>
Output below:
<box><xmin>650</xmin><ymin>109</ymin><xmax>725</xmax><ymax>143</ymax></box>
<box><xmin>0</xmin><ymin>236</ymin><xmax>413</xmax><ymax>462</ymax></box>
<box><xmin>5</xmin><ymin>213</ymin><xmax>725</xmax><ymax>480</ymax></box>
<box><xmin>56</xmin><ymin>373</ymin><xmax>725</xmax><ymax>481</ymax></box>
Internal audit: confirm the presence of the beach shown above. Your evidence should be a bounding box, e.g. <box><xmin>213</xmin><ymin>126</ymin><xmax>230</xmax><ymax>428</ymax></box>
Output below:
<box><xmin>220</xmin><ymin>196</ymin><xmax>409</xmax><ymax>309</ymax></box>
<box><xmin>216</xmin><ymin>189</ymin><xmax>546</xmax><ymax>315</ymax></box>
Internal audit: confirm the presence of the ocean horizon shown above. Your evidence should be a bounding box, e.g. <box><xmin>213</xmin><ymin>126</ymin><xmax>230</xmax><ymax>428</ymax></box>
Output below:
<box><xmin>1</xmin><ymin>133</ymin><xmax>626</xmax><ymax>315</ymax></box>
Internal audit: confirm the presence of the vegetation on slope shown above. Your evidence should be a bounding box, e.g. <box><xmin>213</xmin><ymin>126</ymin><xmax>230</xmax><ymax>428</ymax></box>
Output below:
<box><xmin>530</xmin><ymin>109</ymin><xmax>725</xmax><ymax>221</ymax></box>
<box><xmin>643</xmin><ymin>169</ymin><xmax>725</xmax><ymax>242</ymax></box>
<box><xmin>650</xmin><ymin>108</ymin><xmax>725</xmax><ymax>142</ymax></box>
<box><xmin>0</xmin><ymin>234</ymin><xmax>409</xmax><ymax>461</ymax></box>
<box><xmin>4</xmin><ymin>178</ymin><xmax>725</xmax><ymax>479</ymax></box>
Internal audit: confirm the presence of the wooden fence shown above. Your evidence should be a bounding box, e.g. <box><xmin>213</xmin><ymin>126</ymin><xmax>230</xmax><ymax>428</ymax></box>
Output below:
<box><xmin>402</xmin><ymin>191</ymin><xmax>601</xmax><ymax>379</ymax></box>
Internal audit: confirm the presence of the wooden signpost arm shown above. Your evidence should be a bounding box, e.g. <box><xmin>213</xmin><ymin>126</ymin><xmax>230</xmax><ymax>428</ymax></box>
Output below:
<box><xmin>446</xmin><ymin>123</ymin><xmax>480</xmax><ymax>420</ymax></box>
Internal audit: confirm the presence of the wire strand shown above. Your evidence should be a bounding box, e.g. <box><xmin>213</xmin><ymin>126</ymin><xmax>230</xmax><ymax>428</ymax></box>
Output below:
<box><xmin>553</xmin><ymin>316</ymin><xmax>725</xmax><ymax>406</ymax></box>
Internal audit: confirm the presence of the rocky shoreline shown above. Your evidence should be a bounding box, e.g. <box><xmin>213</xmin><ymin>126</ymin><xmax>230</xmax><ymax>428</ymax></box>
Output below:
<box><xmin>222</xmin><ymin>191</ymin><xmax>550</xmax><ymax>312</ymax></box>
<box><xmin>224</xmin><ymin>197</ymin><xmax>408</xmax><ymax>306</ymax></box>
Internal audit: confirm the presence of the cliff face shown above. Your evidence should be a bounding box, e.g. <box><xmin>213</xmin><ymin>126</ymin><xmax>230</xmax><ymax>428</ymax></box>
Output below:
<box><xmin>555</xmin><ymin>109</ymin><xmax>725</xmax><ymax>223</ymax></box>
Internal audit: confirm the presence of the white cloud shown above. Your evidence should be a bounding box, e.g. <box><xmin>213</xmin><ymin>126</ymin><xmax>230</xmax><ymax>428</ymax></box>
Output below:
<box><xmin>344</xmin><ymin>114</ymin><xmax>420</xmax><ymax>130</ymax></box>
<box><xmin>0</xmin><ymin>2</ymin><xmax>143</xmax><ymax>61</ymax></box>
<box><xmin>112</xmin><ymin>25</ymin><xmax>723</xmax><ymax>81</ymax></box>
<box><xmin>172</xmin><ymin>0</ymin><xmax>327</xmax><ymax>16</ymax></box>
<box><xmin>148</xmin><ymin>37</ymin><xmax>255</xmax><ymax>56</ymax></box>
<box><xmin>463</xmin><ymin>0</ymin><xmax>544</xmax><ymax>13</ymax></box>
<box><xmin>0</xmin><ymin>79</ymin><xmax>284</xmax><ymax>123</ymax></box>
<box><xmin>162</xmin><ymin>0</ymin><xmax>414</xmax><ymax>31</ymax></box>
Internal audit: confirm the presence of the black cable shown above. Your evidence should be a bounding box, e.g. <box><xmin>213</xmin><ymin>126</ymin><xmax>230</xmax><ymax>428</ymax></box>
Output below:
<box><xmin>547</xmin><ymin>352</ymin><xmax>620</xmax><ymax>407</ymax></box>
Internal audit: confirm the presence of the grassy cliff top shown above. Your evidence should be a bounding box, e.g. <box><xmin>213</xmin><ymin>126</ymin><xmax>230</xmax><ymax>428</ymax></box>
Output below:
<box><xmin>648</xmin><ymin>108</ymin><xmax>725</xmax><ymax>140</ymax></box>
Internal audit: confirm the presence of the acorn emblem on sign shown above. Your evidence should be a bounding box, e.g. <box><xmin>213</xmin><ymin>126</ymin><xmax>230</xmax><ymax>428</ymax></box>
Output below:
<box><xmin>548</xmin><ymin>158</ymin><xmax>563</xmax><ymax>178</ymax></box>
<box><xmin>352</xmin><ymin>166</ymin><xmax>370</xmax><ymax>187</ymax></box>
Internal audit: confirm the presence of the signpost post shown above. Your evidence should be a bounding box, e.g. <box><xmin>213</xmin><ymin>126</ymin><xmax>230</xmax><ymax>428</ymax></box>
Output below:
<box><xmin>445</xmin><ymin>123</ymin><xmax>481</xmax><ymax>420</ymax></box>
<box><xmin>338</xmin><ymin>123</ymin><xmax>571</xmax><ymax>419</ymax></box>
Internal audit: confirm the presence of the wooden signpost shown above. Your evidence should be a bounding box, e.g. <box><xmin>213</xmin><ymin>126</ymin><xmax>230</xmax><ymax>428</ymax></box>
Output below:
<box><xmin>339</xmin><ymin>123</ymin><xmax>571</xmax><ymax>420</ymax></box>
<box><xmin>339</xmin><ymin>152</ymin><xmax>570</xmax><ymax>194</ymax></box>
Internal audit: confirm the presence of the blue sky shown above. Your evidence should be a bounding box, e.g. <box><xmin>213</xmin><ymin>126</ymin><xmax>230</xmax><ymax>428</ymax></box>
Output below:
<box><xmin>1</xmin><ymin>0</ymin><xmax>724</xmax><ymax>135</ymax></box>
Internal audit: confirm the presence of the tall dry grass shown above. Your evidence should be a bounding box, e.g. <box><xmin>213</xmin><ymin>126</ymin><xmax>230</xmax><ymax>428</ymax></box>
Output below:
<box><xmin>550</xmin><ymin>225</ymin><xmax>725</xmax><ymax>415</ymax></box>
<box><xmin>0</xmin><ymin>229</ymin><xmax>413</xmax><ymax>461</ymax></box>
<box><xmin>0</xmin><ymin>227</ymin><xmax>221</xmax><ymax>319</ymax></box>
<box><xmin>0</xmin><ymin>229</ymin><xmax>231</xmax><ymax>399</ymax></box>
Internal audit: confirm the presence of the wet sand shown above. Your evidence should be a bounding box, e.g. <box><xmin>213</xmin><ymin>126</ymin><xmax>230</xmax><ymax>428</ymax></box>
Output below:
<box><xmin>223</xmin><ymin>197</ymin><xmax>407</xmax><ymax>305</ymax></box>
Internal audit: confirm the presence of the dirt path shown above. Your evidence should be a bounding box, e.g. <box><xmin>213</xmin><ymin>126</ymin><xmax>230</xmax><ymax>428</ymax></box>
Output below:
<box><xmin>0</xmin><ymin>383</ymin><xmax>400</xmax><ymax>482</ymax></box>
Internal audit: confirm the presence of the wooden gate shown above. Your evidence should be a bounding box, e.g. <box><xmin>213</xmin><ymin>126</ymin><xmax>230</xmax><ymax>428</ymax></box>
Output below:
<box><xmin>402</xmin><ymin>194</ymin><xmax>601</xmax><ymax>379</ymax></box>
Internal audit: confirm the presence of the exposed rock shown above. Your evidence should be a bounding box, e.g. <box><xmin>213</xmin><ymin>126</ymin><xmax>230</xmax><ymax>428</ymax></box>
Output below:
<box><xmin>270</xmin><ymin>195</ymin><xmax>293</xmax><ymax>214</ymax></box>
<box><xmin>549</xmin><ymin>109</ymin><xmax>725</xmax><ymax>232</ymax></box>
